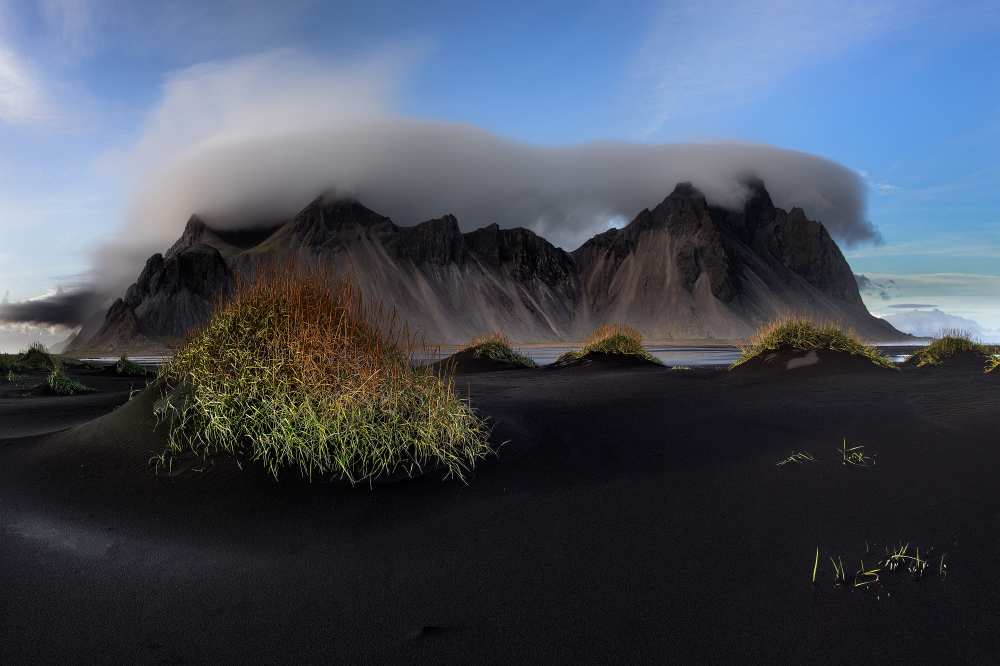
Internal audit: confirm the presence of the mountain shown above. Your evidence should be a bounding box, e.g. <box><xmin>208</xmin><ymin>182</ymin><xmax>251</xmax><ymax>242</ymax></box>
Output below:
<box><xmin>70</xmin><ymin>181</ymin><xmax>902</xmax><ymax>353</ymax></box>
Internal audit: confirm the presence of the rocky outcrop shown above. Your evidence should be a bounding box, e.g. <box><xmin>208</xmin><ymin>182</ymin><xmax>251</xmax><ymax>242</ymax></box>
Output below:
<box><xmin>569</xmin><ymin>180</ymin><xmax>895</xmax><ymax>339</ymax></box>
<box><xmin>71</xmin><ymin>182</ymin><xmax>902</xmax><ymax>353</ymax></box>
<box><xmin>80</xmin><ymin>239</ymin><xmax>233</xmax><ymax>351</ymax></box>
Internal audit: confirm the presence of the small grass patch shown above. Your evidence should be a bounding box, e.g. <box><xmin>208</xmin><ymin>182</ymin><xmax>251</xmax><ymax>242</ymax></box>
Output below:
<box><xmin>987</xmin><ymin>354</ymin><xmax>999</xmax><ymax>374</ymax></box>
<box><xmin>0</xmin><ymin>342</ymin><xmax>56</xmax><ymax>374</ymax></box>
<box><xmin>45</xmin><ymin>364</ymin><xmax>95</xmax><ymax>396</ymax></box>
<box><xmin>812</xmin><ymin>542</ymin><xmax>946</xmax><ymax>592</ymax></box>
<box><xmin>114</xmin><ymin>354</ymin><xmax>149</xmax><ymax>377</ymax></box>
<box><xmin>776</xmin><ymin>451</ymin><xmax>815</xmax><ymax>466</ymax></box>
<box><xmin>732</xmin><ymin>317</ymin><xmax>894</xmax><ymax>370</ymax></box>
<box><xmin>154</xmin><ymin>265</ymin><xmax>491</xmax><ymax>483</ymax></box>
<box><xmin>839</xmin><ymin>438</ymin><xmax>875</xmax><ymax>467</ymax></box>
<box><xmin>909</xmin><ymin>331</ymin><xmax>989</xmax><ymax>367</ymax></box>
<box><xmin>461</xmin><ymin>332</ymin><xmax>535</xmax><ymax>368</ymax></box>
<box><xmin>556</xmin><ymin>324</ymin><xmax>662</xmax><ymax>365</ymax></box>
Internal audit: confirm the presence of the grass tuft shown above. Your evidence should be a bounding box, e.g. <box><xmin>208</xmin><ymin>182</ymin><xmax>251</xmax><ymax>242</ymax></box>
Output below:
<box><xmin>1</xmin><ymin>342</ymin><xmax>56</xmax><ymax>374</ymax></box>
<box><xmin>461</xmin><ymin>332</ymin><xmax>535</xmax><ymax>368</ymax></box>
<box><xmin>556</xmin><ymin>324</ymin><xmax>662</xmax><ymax>365</ymax></box>
<box><xmin>45</xmin><ymin>364</ymin><xmax>95</xmax><ymax>396</ymax></box>
<box><xmin>776</xmin><ymin>451</ymin><xmax>816</xmax><ymax>466</ymax></box>
<box><xmin>909</xmin><ymin>331</ymin><xmax>989</xmax><ymax>367</ymax></box>
<box><xmin>987</xmin><ymin>354</ymin><xmax>999</xmax><ymax>374</ymax></box>
<box><xmin>839</xmin><ymin>438</ymin><xmax>876</xmax><ymax>467</ymax></box>
<box><xmin>114</xmin><ymin>354</ymin><xmax>149</xmax><ymax>377</ymax></box>
<box><xmin>153</xmin><ymin>264</ymin><xmax>492</xmax><ymax>484</ymax></box>
<box><xmin>732</xmin><ymin>317</ymin><xmax>894</xmax><ymax>370</ymax></box>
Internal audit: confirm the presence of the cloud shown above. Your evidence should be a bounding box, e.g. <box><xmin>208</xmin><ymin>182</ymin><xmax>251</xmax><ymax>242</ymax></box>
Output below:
<box><xmin>631</xmin><ymin>0</ymin><xmax>910</xmax><ymax>135</ymax></box>
<box><xmin>0</xmin><ymin>42</ymin><xmax>49</xmax><ymax>123</ymax></box>
<box><xmin>0</xmin><ymin>287</ymin><xmax>103</xmax><ymax>327</ymax></box>
<box><xmin>855</xmin><ymin>274</ymin><xmax>900</xmax><ymax>301</ymax></box>
<box><xmin>887</xmin><ymin>303</ymin><xmax>938</xmax><ymax>309</ymax></box>
<box><xmin>860</xmin><ymin>272</ymin><xmax>1000</xmax><ymax>331</ymax></box>
<box><xmin>881</xmin><ymin>308</ymin><xmax>989</xmax><ymax>340</ymax></box>
<box><xmin>98</xmin><ymin>50</ymin><xmax>876</xmax><ymax>276</ymax></box>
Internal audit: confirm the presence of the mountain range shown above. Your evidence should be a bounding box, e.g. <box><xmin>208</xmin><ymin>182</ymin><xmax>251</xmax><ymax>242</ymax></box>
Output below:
<box><xmin>69</xmin><ymin>180</ymin><xmax>902</xmax><ymax>352</ymax></box>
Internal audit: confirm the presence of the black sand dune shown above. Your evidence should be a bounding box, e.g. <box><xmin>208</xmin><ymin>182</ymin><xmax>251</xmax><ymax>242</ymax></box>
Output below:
<box><xmin>549</xmin><ymin>350</ymin><xmax>664</xmax><ymax>370</ymax></box>
<box><xmin>430</xmin><ymin>349</ymin><xmax>532</xmax><ymax>374</ymax></box>
<box><xmin>904</xmin><ymin>350</ymin><xmax>993</xmax><ymax>373</ymax></box>
<box><xmin>0</xmin><ymin>366</ymin><xmax>151</xmax><ymax>438</ymax></box>
<box><xmin>1</xmin><ymin>362</ymin><xmax>999</xmax><ymax>663</ymax></box>
<box><xmin>731</xmin><ymin>348</ymin><xmax>895</xmax><ymax>376</ymax></box>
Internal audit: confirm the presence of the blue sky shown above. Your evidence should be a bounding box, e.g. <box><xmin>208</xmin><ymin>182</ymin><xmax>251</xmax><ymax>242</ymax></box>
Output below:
<box><xmin>1</xmin><ymin>0</ymin><xmax>999</xmax><ymax>348</ymax></box>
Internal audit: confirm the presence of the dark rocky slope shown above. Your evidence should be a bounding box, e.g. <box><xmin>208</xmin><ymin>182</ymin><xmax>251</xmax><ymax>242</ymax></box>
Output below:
<box><xmin>71</xmin><ymin>182</ymin><xmax>901</xmax><ymax>352</ymax></box>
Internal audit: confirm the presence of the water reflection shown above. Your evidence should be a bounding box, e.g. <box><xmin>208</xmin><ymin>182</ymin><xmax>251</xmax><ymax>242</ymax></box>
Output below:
<box><xmin>84</xmin><ymin>345</ymin><xmax>913</xmax><ymax>369</ymax></box>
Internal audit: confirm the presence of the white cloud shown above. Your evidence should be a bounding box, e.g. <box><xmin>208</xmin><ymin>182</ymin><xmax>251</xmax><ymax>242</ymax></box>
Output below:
<box><xmin>861</xmin><ymin>272</ymin><xmax>1000</xmax><ymax>330</ymax></box>
<box><xmin>0</xmin><ymin>43</ymin><xmax>49</xmax><ymax>123</ymax></box>
<box><xmin>632</xmin><ymin>0</ymin><xmax>911</xmax><ymax>135</ymax></box>
<box><xmin>89</xmin><ymin>49</ymin><xmax>877</xmax><ymax>303</ymax></box>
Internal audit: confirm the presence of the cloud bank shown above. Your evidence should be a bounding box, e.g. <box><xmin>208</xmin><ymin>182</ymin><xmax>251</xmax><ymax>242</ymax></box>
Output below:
<box><xmin>20</xmin><ymin>50</ymin><xmax>880</xmax><ymax>328</ymax></box>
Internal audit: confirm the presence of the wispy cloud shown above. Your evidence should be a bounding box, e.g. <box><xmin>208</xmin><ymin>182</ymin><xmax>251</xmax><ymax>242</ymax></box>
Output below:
<box><xmin>632</xmin><ymin>0</ymin><xmax>913</xmax><ymax>136</ymax></box>
<box><xmin>0</xmin><ymin>42</ymin><xmax>49</xmax><ymax>123</ymax></box>
<box><xmin>861</xmin><ymin>271</ymin><xmax>1000</xmax><ymax>329</ymax></box>
<box><xmin>846</xmin><ymin>232</ymin><xmax>1000</xmax><ymax>260</ymax></box>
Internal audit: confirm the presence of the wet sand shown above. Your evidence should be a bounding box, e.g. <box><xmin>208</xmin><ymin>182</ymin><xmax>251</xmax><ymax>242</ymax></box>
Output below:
<box><xmin>0</xmin><ymin>358</ymin><xmax>997</xmax><ymax>663</ymax></box>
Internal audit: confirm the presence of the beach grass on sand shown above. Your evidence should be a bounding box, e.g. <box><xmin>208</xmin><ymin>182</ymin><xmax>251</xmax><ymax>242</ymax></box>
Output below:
<box><xmin>908</xmin><ymin>331</ymin><xmax>991</xmax><ymax>369</ymax></box>
<box><xmin>153</xmin><ymin>264</ymin><xmax>491</xmax><ymax>483</ymax></box>
<box><xmin>0</xmin><ymin>342</ymin><xmax>57</xmax><ymax>374</ymax></box>
<box><xmin>988</xmin><ymin>354</ymin><xmax>999</xmax><ymax>373</ymax></box>
<box><xmin>45</xmin><ymin>364</ymin><xmax>95</xmax><ymax>396</ymax></box>
<box><xmin>114</xmin><ymin>354</ymin><xmax>149</xmax><ymax>377</ymax></box>
<box><xmin>461</xmin><ymin>332</ymin><xmax>536</xmax><ymax>368</ymax></box>
<box><xmin>731</xmin><ymin>317</ymin><xmax>895</xmax><ymax>370</ymax></box>
<box><xmin>556</xmin><ymin>324</ymin><xmax>662</xmax><ymax>365</ymax></box>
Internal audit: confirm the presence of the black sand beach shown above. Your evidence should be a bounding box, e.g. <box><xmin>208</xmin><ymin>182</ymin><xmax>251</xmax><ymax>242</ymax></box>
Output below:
<box><xmin>1</xmin><ymin>358</ymin><xmax>998</xmax><ymax>663</ymax></box>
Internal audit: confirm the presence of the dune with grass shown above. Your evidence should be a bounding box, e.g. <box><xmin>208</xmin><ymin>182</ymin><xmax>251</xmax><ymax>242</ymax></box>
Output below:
<box><xmin>153</xmin><ymin>264</ymin><xmax>492</xmax><ymax>483</ymax></box>
<box><xmin>731</xmin><ymin>318</ymin><xmax>895</xmax><ymax>372</ymax></box>
<box><xmin>554</xmin><ymin>324</ymin><xmax>662</xmax><ymax>367</ymax></box>
<box><xmin>907</xmin><ymin>332</ymin><xmax>992</xmax><ymax>371</ymax></box>
<box><xmin>438</xmin><ymin>332</ymin><xmax>537</xmax><ymax>373</ymax></box>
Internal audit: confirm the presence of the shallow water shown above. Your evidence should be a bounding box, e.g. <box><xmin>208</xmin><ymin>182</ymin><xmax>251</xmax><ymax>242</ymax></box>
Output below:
<box><xmin>83</xmin><ymin>345</ymin><xmax>914</xmax><ymax>369</ymax></box>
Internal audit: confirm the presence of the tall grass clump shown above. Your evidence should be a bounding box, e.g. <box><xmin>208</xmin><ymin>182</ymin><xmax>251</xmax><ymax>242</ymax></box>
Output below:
<box><xmin>1</xmin><ymin>342</ymin><xmax>55</xmax><ymax>373</ymax></box>
<box><xmin>909</xmin><ymin>331</ymin><xmax>989</xmax><ymax>367</ymax></box>
<box><xmin>732</xmin><ymin>318</ymin><xmax>894</xmax><ymax>370</ymax></box>
<box><xmin>461</xmin><ymin>332</ymin><xmax>535</xmax><ymax>368</ymax></box>
<box><xmin>154</xmin><ymin>265</ymin><xmax>491</xmax><ymax>483</ymax></box>
<box><xmin>45</xmin><ymin>364</ymin><xmax>95</xmax><ymax>396</ymax></box>
<box><xmin>114</xmin><ymin>354</ymin><xmax>149</xmax><ymax>377</ymax></box>
<box><xmin>556</xmin><ymin>324</ymin><xmax>661</xmax><ymax>365</ymax></box>
<box><xmin>987</xmin><ymin>354</ymin><xmax>999</xmax><ymax>374</ymax></box>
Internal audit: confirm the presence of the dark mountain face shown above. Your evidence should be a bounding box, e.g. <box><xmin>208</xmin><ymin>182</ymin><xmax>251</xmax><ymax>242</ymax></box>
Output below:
<box><xmin>71</xmin><ymin>182</ymin><xmax>901</xmax><ymax>353</ymax></box>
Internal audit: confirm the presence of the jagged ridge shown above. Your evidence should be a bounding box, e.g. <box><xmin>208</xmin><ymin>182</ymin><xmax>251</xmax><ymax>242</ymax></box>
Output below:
<box><xmin>72</xmin><ymin>182</ymin><xmax>901</xmax><ymax>353</ymax></box>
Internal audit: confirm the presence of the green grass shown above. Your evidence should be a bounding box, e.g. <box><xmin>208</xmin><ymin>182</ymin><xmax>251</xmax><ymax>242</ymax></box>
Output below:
<box><xmin>461</xmin><ymin>332</ymin><xmax>535</xmax><ymax>368</ymax></box>
<box><xmin>0</xmin><ymin>342</ymin><xmax>56</xmax><ymax>374</ymax></box>
<box><xmin>812</xmin><ymin>543</ymin><xmax>946</xmax><ymax>590</ymax></box>
<box><xmin>731</xmin><ymin>318</ymin><xmax>895</xmax><ymax>370</ymax></box>
<box><xmin>776</xmin><ymin>451</ymin><xmax>815</xmax><ymax>466</ymax></box>
<box><xmin>45</xmin><ymin>364</ymin><xmax>95</xmax><ymax>396</ymax></box>
<box><xmin>556</xmin><ymin>324</ymin><xmax>662</xmax><ymax>365</ymax></box>
<box><xmin>114</xmin><ymin>354</ymin><xmax>149</xmax><ymax>377</ymax></box>
<box><xmin>153</xmin><ymin>265</ymin><xmax>492</xmax><ymax>484</ymax></box>
<box><xmin>988</xmin><ymin>354</ymin><xmax>999</xmax><ymax>374</ymax></box>
<box><xmin>839</xmin><ymin>438</ymin><xmax>876</xmax><ymax>467</ymax></box>
<box><xmin>909</xmin><ymin>331</ymin><xmax>989</xmax><ymax>368</ymax></box>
